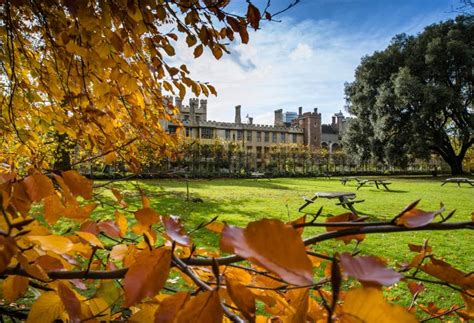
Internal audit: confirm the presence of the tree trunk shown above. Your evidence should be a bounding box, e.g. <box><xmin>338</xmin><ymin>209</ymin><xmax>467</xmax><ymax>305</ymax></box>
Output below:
<box><xmin>447</xmin><ymin>156</ymin><xmax>464</xmax><ymax>175</ymax></box>
<box><xmin>53</xmin><ymin>133</ymin><xmax>75</xmax><ymax>172</ymax></box>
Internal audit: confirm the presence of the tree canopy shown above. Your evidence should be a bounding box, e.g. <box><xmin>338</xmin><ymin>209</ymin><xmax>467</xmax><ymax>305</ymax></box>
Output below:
<box><xmin>343</xmin><ymin>16</ymin><xmax>473</xmax><ymax>174</ymax></box>
<box><xmin>0</xmin><ymin>0</ymin><xmax>275</xmax><ymax>172</ymax></box>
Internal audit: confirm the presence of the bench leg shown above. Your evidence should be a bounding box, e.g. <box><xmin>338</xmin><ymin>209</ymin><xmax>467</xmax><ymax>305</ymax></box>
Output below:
<box><xmin>375</xmin><ymin>182</ymin><xmax>380</xmax><ymax>189</ymax></box>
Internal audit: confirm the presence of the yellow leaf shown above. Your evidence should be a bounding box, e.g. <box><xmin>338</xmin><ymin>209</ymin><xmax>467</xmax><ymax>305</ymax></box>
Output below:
<box><xmin>61</xmin><ymin>170</ymin><xmax>93</xmax><ymax>200</ymax></box>
<box><xmin>28</xmin><ymin>235</ymin><xmax>74</xmax><ymax>254</ymax></box>
<box><xmin>115</xmin><ymin>210</ymin><xmax>128</xmax><ymax>236</ymax></box>
<box><xmin>75</xmin><ymin>231</ymin><xmax>104</xmax><ymax>249</ymax></box>
<box><xmin>23</xmin><ymin>174</ymin><xmax>55</xmax><ymax>202</ymax></box>
<box><xmin>27</xmin><ymin>292</ymin><xmax>63</xmax><ymax>323</ymax></box>
<box><xmin>342</xmin><ymin>287</ymin><xmax>417</xmax><ymax>322</ymax></box>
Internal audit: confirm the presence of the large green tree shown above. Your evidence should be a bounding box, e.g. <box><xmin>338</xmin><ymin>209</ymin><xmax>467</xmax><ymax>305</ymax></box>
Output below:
<box><xmin>344</xmin><ymin>16</ymin><xmax>473</xmax><ymax>174</ymax></box>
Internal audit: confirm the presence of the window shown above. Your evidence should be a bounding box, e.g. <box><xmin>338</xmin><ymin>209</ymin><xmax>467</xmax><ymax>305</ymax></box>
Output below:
<box><xmin>256</xmin><ymin>147</ymin><xmax>262</xmax><ymax>158</ymax></box>
<box><xmin>280</xmin><ymin>133</ymin><xmax>286</xmax><ymax>142</ymax></box>
<box><xmin>185</xmin><ymin>127</ymin><xmax>190</xmax><ymax>137</ymax></box>
<box><xmin>256</xmin><ymin>131</ymin><xmax>262</xmax><ymax>142</ymax></box>
<box><xmin>196</xmin><ymin>116</ymin><xmax>200</xmax><ymax>123</ymax></box>
<box><xmin>272</xmin><ymin>132</ymin><xmax>277</xmax><ymax>142</ymax></box>
<box><xmin>246</xmin><ymin>131</ymin><xmax>252</xmax><ymax>141</ymax></box>
<box><xmin>237</xmin><ymin>130</ymin><xmax>243</xmax><ymax>140</ymax></box>
<box><xmin>168</xmin><ymin>125</ymin><xmax>177</xmax><ymax>134</ymax></box>
<box><xmin>264</xmin><ymin>132</ymin><xmax>269</xmax><ymax>142</ymax></box>
<box><xmin>292</xmin><ymin>133</ymin><xmax>297</xmax><ymax>143</ymax></box>
<box><xmin>225</xmin><ymin>129</ymin><xmax>231</xmax><ymax>140</ymax></box>
<box><xmin>201</xmin><ymin>127</ymin><xmax>213</xmax><ymax>139</ymax></box>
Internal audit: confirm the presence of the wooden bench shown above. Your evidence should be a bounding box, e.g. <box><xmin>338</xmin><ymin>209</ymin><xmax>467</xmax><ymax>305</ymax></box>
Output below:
<box><xmin>357</xmin><ymin>179</ymin><xmax>392</xmax><ymax>191</ymax></box>
<box><xmin>441</xmin><ymin>178</ymin><xmax>474</xmax><ymax>187</ymax></box>
<box><xmin>340</xmin><ymin>177</ymin><xmax>360</xmax><ymax>186</ymax></box>
<box><xmin>250</xmin><ymin>172</ymin><xmax>270</xmax><ymax>181</ymax></box>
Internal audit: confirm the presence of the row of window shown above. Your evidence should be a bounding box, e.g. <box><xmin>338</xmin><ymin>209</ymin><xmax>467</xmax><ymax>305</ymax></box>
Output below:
<box><xmin>183</xmin><ymin>127</ymin><xmax>299</xmax><ymax>143</ymax></box>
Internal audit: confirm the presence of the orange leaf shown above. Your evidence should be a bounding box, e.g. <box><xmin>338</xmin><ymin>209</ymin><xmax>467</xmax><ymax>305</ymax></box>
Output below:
<box><xmin>11</xmin><ymin>182</ymin><xmax>32</xmax><ymax>216</ymax></box>
<box><xmin>23</xmin><ymin>174</ymin><xmax>55</xmax><ymax>202</ymax></box>
<box><xmin>3</xmin><ymin>275</ymin><xmax>29</xmax><ymax>303</ymax></box>
<box><xmin>288</xmin><ymin>214</ymin><xmax>306</xmax><ymax>236</ymax></box>
<box><xmin>326</xmin><ymin>212</ymin><xmax>365</xmax><ymax>244</ymax></box>
<box><xmin>155</xmin><ymin>292</ymin><xmax>190</xmax><ymax>323</ymax></box>
<box><xmin>342</xmin><ymin>287</ymin><xmax>417</xmax><ymax>322</ymax></box>
<box><xmin>225</xmin><ymin>276</ymin><xmax>256</xmax><ymax>320</ymax></box>
<box><xmin>58</xmin><ymin>282</ymin><xmax>82</xmax><ymax>323</ymax></box>
<box><xmin>340</xmin><ymin>253</ymin><xmax>402</xmax><ymax>286</ymax></box>
<box><xmin>175</xmin><ymin>290</ymin><xmax>223</xmax><ymax>322</ymax></box>
<box><xmin>17</xmin><ymin>253</ymin><xmax>50</xmax><ymax>281</ymax></box>
<box><xmin>123</xmin><ymin>248</ymin><xmax>171</xmax><ymax>306</ymax></box>
<box><xmin>220</xmin><ymin>219</ymin><xmax>313</xmax><ymax>286</ymax></box>
<box><xmin>205</xmin><ymin>222</ymin><xmax>224</xmax><ymax>233</ymax></box>
<box><xmin>161</xmin><ymin>215</ymin><xmax>191</xmax><ymax>246</ymax></box>
<box><xmin>135</xmin><ymin>207</ymin><xmax>159</xmax><ymax>227</ymax></box>
<box><xmin>98</xmin><ymin>220</ymin><xmax>121</xmax><ymax>238</ymax></box>
<box><xmin>194</xmin><ymin>44</ymin><xmax>204</xmax><ymax>58</ymax></box>
<box><xmin>43</xmin><ymin>194</ymin><xmax>65</xmax><ymax>224</ymax></box>
<box><xmin>110</xmin><ymin>244</ymin><xmax>129</xmax><ymax>261</ymax></box>
<box><xmin>26</xmin><ymin>291</ymin><xmax>63</xmax><ymax>323</ymax></box>
<box><xmin>395</xmin><ymin>207</ymin><xmax>444</xmax><ymax>228</ymax></box>
<box><xmin>115</xmin><ymin>210</ymin><xmax>128</xmax><ymax>237</ymax></box>
<box><xmin>61</xmin><ymin>170</ymin><xmax>93</xmax><ymax>200</ymax></box>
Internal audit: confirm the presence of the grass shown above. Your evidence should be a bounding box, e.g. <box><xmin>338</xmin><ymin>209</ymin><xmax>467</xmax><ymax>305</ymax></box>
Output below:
<box><xmin>91</xmin><ymin>176</ymin><xmax>473</xmax><ymax>313</ymax></box>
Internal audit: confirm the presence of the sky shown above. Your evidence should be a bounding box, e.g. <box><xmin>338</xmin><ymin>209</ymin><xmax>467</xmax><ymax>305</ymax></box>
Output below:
<box><xmin>173</xmin><ymin>0</ymin><xmax>462</xmax><ymax>124</ymax></box>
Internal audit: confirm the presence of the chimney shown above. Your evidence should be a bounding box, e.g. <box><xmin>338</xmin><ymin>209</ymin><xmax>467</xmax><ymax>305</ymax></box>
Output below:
<box><xmin>248</xmin><ymin>117</ymin><xmax>253</xmax><ymax>125</ymax></box>
<box><xmin>274</xmin><ymin>109</ymin><xmax>283</xmax><ymax>126</ymax></box>
<box><xmin>298</xmin><ymin>106</ymin><xmax>303</xmax><ymax>117</ymax></box>
<box><xmin>314</xmin><ymin>108</ymin><xmax>318</xmax><ymax>114</ymax></box>
<box><xmin>235</xmin><ymin>105</ymin><xmax>241</xmax><ymax>124</ymax></box>
<box><xmin>332</xmin><ymin>116</ymin><xmax>336</xmax><ymax>127</ymax></box>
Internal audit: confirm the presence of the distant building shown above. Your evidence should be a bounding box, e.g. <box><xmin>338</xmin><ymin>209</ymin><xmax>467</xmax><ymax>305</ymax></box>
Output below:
<box><xmin>163</xmin><ymin>97</ymin><xmax>349</xmax><ymax>164</ymax></box>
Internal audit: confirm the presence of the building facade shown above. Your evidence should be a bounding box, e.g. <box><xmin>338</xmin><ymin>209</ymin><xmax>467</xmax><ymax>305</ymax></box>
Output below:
<box><xmin>165</xmin><ymin>97</ymin><xmax>348</xmax><ymax>155</ymax></box>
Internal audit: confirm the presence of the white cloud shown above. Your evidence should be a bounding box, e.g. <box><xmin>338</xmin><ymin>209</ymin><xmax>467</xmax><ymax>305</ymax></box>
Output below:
<box><xmin>167</xmin><ymin>13</ymin><xmax>448</xmax><ymax>125</ymax></box>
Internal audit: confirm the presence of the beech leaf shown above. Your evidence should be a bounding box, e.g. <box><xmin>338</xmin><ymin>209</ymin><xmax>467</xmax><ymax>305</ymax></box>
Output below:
<box><xmin>326</xmin><ymin>212</ymin><xmax>365</xmax><ymax>244</ymax></box>
<box><xmin>395</xmin><ymin>206</ymin><xmax>445</xmax><ymax>228</ymax></box>
<box><xmin>161</xmin><ymin>215</ymin><xmax>191</xmax><ymax>246</ymax></box>
<box><xmin>155</xmin><ymin>292</ymin><xmax>190</xmax><ymax>323</ymax></box>
<box><xmin>26</xmin><ymin>292</ymin><xmax>63</xmax><ymax>323</ymax></box>
<box><xmin>340</xmin><ymin>253</ymin><xmax>402</xmax><ymax>286</ymax></box>
<box><xmin>61</xmin><ymin>170</ymin><xmax>93</xmax><ymax>200</ymax></box>
<box><xmin>123</xmin><ymin>248</ymin><xmax>171</xmax><ymax>306</ymax></box>
<box><xmin>175</xmin><ymin>290</ymin><xmax>223</xmax><ymax>323</ymax></box>
<box><xmin>23</xmin><ymin>174</ymin><xmax>55</xmax><ymax>202</ymax></box>
<box><xmin>220</xmin><ymin>219</ymin><xmax>313</xmax><ymax>286</ymax></box>
<box><xmin>58</xmin><ymin>282</ymin><xmax>82</xmax><ymax>323</ymax></box>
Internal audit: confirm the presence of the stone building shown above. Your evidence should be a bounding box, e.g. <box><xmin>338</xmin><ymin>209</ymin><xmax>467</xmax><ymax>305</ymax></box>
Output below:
<box><xmin>165</xmin><ymin>97</ymin><xmax>348</xmax><ymax>158</ymax></box>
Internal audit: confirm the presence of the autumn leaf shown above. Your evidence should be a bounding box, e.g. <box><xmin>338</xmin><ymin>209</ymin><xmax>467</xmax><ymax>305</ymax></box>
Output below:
<box><xmin>76</xmin><ymin>231</ymin><xmax>104</xmax><ymax>249</ymax></box>
<box><xmin>339</xmin><ymin>253</ymin><xmax>402</xmax><ymax>286</ymax></box>
<box><xmin>342</xmin><ymin>287</ymin><xmax>417</xmax><ymax>322</ymax></box>
<box><xmin>28</xmin><ymin>235</ymin><xmax>74</xmax><ymax>254</ymax></box>
<box><xmin>225</xmin><ymin>276</ymin><xmax>256</xmax><ymax>320</ymax></box>
<box><xmin>27</xmin><ymin>291</ymin><xmax>63</xmax><ymax>323</ymax></box>
<box><xmin>0</xmin><ymin>236</ymin><xmax>16</xmax><ymax>272</ymax></box>
<box><xmin>221</xmin><ymin>219</ymin><xmax>313</xmax><ymax>286</ymax></box>
<box><xmin>123</xmin><ymin>248</ymin><xmax>171</xmax><ymax>306</ymax></box>
<box><xmin>11</xmin><ymin>182</ymin><xmax>32</xmax><ymax>216</ymax></box>
<box><xmin>61</xmin><ymin>170</ymin><xmax>93</xmax><ymax>200</ymax></box>
<box><xmin>23</xmin><ymin>174</ymin><xmax>55</xmax><ymax>202</ymax></box>
<box><xmin>175</xmin><ymin>290</ymin><xmax>223</xmax><ymax>323</ymax></box>
<box><xmin>58</xmin><ymin>282</ymin><xmax>82</xmax><ymax>323</ymax></box>
<box><xmin>162</xmin><ymin>215</ymin><xmax>191</xmax><ymax>246</ymax></box>
<box><xmin>395</xmin><ymin>206</ymin><xmax>445</xmax><ymax>228</ymax></box>
<box><xmin>17</xmin><ymin>253</ymin><xmax>50</xmax><ymax>281</ymax></box>
<box><xmin>155</xmin><ymin>292</ymin><xmax>190</xmax><ymax>323</ymax></box>
<box><xmin>421</xmin><ymin>258</ymin><xmax>474</xmax><ymax>289</ymax></box>
<box><xmin>289</xmin><ymin>214</ymin><xmax>306</xmax><ymax>236</ymax></box>
<box><xmin>326</xmin><ymin>213</ymin><xmax>365</xmax><ymax>244</ymax></box>
<box><xmin>98</xmin><ymin>220</ymin><xmax>121</xmax><ymax>238</ymax></box>
<box><xmin>3</xmin><ymin>275</ymin><xmax>29</xmax><ymax>303</ymax></box>
<box><xmin>135</xmin><ymin>207</ymin><xmax>159</xmax><ymax>227</ymax></box>
<box><xmin>211</xmin><ymin>45</ymin><xmax>223</xmax><ymax>59</ymax></box>
<box><xmin>246</xmin><ymin>3</ymin><xmax>261</xmax><ymax>30</ymax></box>
<box><xmin>43</xmin><ymin>194</ymin><xmax>65</xmax><ymax>224</ymax></box>
<box><xmin>115</xmin><ymin>210</ymin><xmax>128</xmax><ymax>237</ymax></box>
<box><xmin>194</xmin><ymin>44</ymin><xmax>204</xmax><ymax>58</ymax></box>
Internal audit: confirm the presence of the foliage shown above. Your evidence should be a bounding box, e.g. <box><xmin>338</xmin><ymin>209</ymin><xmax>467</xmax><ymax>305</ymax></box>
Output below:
<box><xmin>343</xmin><ymin>16</ymin><xmax>474</xmax><ymax>175</ymax></box>
<box><xmin>0</xmin><ymin>0</ymin><xmax>269</xmax><ymax>171</ymax></box>
<box><xmin>0</xmin><ymin>171</ymin><xmax>473</xmax><ymax>321</ymax></box>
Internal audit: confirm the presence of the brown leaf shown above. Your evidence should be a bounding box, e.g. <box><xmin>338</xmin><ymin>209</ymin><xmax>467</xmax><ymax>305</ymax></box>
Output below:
<box><xmin>407</xmin><ymin>282</ymin><xmax>425</xmax><ymax>296</ymax></box>
<box><xmin>220</xmin><ymin>219</ymin><xmax>313</xmax><ymax>286</ymax></box>
<box><xmin>58</xmin><ymin>282</ymin><xmax>82</xmax><ymax>323</ymax></box>
<box><xmin>43</xmin><ymin>194</ymin><xmax>65</xmax><ymax>224</ymax></box>
<box><xmin>395</xmin><ymin>207</ymin><xmax>444</xmax><ymax>228</ymax></box>
<box><xmin>175</xmin><ymin>290</ymin><xmax>223</xmax><ymax>323</ymax></box>
<box><xmin>0</xmin><ymin>236</ymin><xmax>16</xmax><ymax>272</ymax></box>
<box><xmin>194</xmin><ymin>44</ymin><xmax>204</xmax><ymax>58</ymax></box>
<box><xmin>3</xmin><ymin>275</ymin><xmax>29</xmax><ymax>303</ymax></box>
<box><xmin>11</xmin><ymin>182</ymin><xmax>32</xmax><ymax>216</ymax></box>
<box><xmin>289</xmin><ymin>214</ymin><xmax>306</xmax><ymax>236</ymax></box>
<box><xmin>211</xmin><ymin>44</ymin><xmax>223</xmax><ymax>59</ymax></box>
<box><xmin>421</xmin><ymin>258</ymin><xmax>474</xmax><ymax>289</ymax></box>
<box><xmin>239</xmin><ymin>24</ymin><xmax>249</xmax><ymax>44</ymax></box>
<box><xmin>135</xmin><ymin>207</ymin><xmax>159</xmax><ymax>227</ymax></box>
<box><xmin>76</xmin><ymin>231</ymin><xmax>104</xmax><ymax>248</ymax></box>
<box><xmin>161</xmin><ymin>215</ymin><xmax>191</xmax><ymax>246</ymax></box>
<box><xmin>339</xmin><ymin>253</ymin><xmax>402</xmax><ymax>286</ymax></box>
<box><xmin>61</xmin><ymin>170</ymin><xmax>93</xmax><ymax>200</ymax></box>
<box><xmin>326</xmin><ymin>213</ymin><xmax>365</xmax><ymax>244</ymax></box>
<box><xmin>225</xmin><ymin>276</ymin><xmax>256</xmax><ymax>320</ymax></box>
<box><xmin>17</xmin><ymin>253</ymin><xmax>50</xmax><ymax>281</ymax></box>
<box><xmin>98</xmin><ymin>220</ymin><xmax>121</xmax><ymax>238</ymax></box>
<box><xmin>154</xmin><ymin>292</ymin><xmax>190</xmax><ymax>323</ymax></box>
<box><xmin>246</xmin><ymin>3</ymin><xmax>261</xmax><ymax>30</ymax></box>
<box><xmin>23</xmin><ymin>174</ymin><xmax>55</xmax><ymax>202</ymax></box>
<box><xmin>123</xmin><ymin>248</ymin><xmax>171</xmax><ymax>306</ymax></box>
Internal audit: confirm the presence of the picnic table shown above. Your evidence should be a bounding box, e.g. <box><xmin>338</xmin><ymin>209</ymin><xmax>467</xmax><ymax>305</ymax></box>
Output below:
<box><xmin>441</xmin><ymin>177</ymin><xmax>474</xmax><ymax>187</ymax></box>
<box><xmin>250</xmin><ymin>171</ymin><xmax>270</xmax><ymax>181</ymax></box>
<box><xmin>356</xmin><ymin>179</ymin><xmax>392</xmax><ymax>191</ymax></box>
<box><xmin>298</xmin><ymin>191</ymin><xmax>364</xmax><ymax>215</ymax></box>
<box><xmin>340</xmin><ymin>177</ymin><xmax>361</xmax><ymax>186</ymax></box>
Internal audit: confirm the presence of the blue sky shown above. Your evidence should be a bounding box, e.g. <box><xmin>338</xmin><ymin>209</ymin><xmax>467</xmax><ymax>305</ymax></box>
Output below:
<box><xmin>177</xmin><ymin>0</ymin><xmax>461</xmax><ymax>124</ymax></box>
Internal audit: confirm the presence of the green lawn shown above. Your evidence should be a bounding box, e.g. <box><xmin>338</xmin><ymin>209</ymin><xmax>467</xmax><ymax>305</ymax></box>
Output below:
<box><xmin>93</xmin><ymin>176</ymin><xmax>473</xmax><ymax>312</ymax></box>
